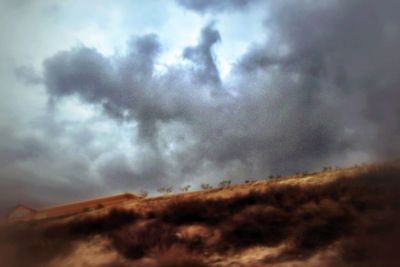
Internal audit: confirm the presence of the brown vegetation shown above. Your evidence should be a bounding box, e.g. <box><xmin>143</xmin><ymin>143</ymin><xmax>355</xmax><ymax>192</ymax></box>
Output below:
<box><xmin>1</xmin><ymin>163</ymin><xmax>399</xmax><ymax>266</ymax></box>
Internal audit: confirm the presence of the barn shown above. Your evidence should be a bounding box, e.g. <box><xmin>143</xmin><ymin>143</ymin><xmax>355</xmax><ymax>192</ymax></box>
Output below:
<box><xmin>7</xmin><ymin>193</ymin><xmax>142</xmax><ymax>221</ymax></box>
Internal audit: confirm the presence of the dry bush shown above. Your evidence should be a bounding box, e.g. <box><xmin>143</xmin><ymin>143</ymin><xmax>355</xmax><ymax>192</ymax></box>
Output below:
<box><xmin>109</xmin><ymin>221</ymin><xmax>178</xmax><ymax>260</ymax></box>
<box><xmin>264</xmin><ymin>164</ymin><xmax>400</xmax><ymax>264</ymax></box>
<box><xmin>335</xmin><ymin>207</ymin><xmax>400</xmax><ymax>267</ymax></box>
<box><xmin>114</xmin><ymin>248</ymin><xmax>211</xmax><ymax>267</ymax></box>
<box><xmin>67</xmin><ymin>208</ymin><xmax>140</xmax><ymax>236</ymax></box>
<box><xmin>156</xmin><ymin>164</ymin><xmax>400</xmax><ymax>262</ymax></box>
<box><xmin>0</xmin><ymin>208</ymin><xmax>140</xmax><ymax>266</ymax></box>
<box><xmin>156</xmin><ymin>248</ymin><xmax>210</xmax><ymax>267</ymax></box>
<box><xmin>0</xmin><ymin>223</ymin><xmax>73</xmax><ymax>267</ymax></box>
<box><xmin>221</xmin><ymin>205</ymin><xmax>290</xmax><ymax>248</ymax></box>
<box><xmin>159</xmin><ymin>198</ymin><xmax>228</xmax><ymax>225</ymax></box>
<box><xmin>293</xmin><ymin>215</ymin><xmax>352</xmax><ymax>251</ymax></box>
<box><xmin>3</xmin><ymin>164</ymin><xmax>399</xmax><ymax>265</ymax></box>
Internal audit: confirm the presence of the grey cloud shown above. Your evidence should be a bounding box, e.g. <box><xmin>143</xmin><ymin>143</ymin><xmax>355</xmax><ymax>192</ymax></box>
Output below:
<box><xmin>43</xmin><ymin>0</ymin><xmax>400</xmax><ymax>186</ymax></box>
<box><xmin>97</xmin><ymin>151</ymin><xmax>169</xmax><ymax>192</ymax></box>
<box><xmin>14</xmin><ymin>65</ymin><xmax>42</xmax><ymax>85</ymax></box>
<box><xmin>236</xmin><ymin>0</ymin><xmax>400</xmax><ymax>161</ymax></box>
<box><xmin>183</xmin><ymin>22</ymin><xmax>221</xmax><ymax>85</ymax></box>
<box><xmin>176</xmin><ymin>0</ymin><xmax>259</xmax><ymax>13</ymax></box>
<box><xmin>6</xmin><ymin>0</ymin><xmax>399</xmax><ymax>214</ymax></box>
<box><xmin>44</xmin><ymin>46</ymin><xmax>115</xmax><ymax>103</ymax></box>
<box><xmin>0</xmin><ymin>124</ymin><xmax>105</xmax><ymax>215</ymax></box>
<box><xmin>43</xmin><ymin>29</ymin><xmax>218</xmax><ymax>144</ymax></box>
<box><xmin>0</xmin><ymin>128</ymin><xmax>49</xmax><ymax>169</ymax></box>
<box><xmin>44</xmin><ymin>34</ymin><xmax>165</xmax><ymax>139</ymax></box>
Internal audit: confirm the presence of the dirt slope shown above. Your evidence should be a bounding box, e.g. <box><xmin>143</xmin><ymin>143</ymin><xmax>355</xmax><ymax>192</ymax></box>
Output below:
<box><xmin>1</xmin><ymin>162</ymin><xmax>400</xmax><ymax>267</ymax></box>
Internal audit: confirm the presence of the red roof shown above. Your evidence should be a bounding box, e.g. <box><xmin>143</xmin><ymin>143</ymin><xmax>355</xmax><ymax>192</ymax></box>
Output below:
<box><xmin>7</xmin><ymin>204</ymin><xmax>37</xmax><ymax>217</ymax></box>
<box><xmin>38</xmin><ymin>192</ymin><xmax>140</xmax><ymax>213</ymax></box>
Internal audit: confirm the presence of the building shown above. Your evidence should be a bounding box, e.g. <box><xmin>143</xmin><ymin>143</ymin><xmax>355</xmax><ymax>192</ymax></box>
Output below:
<box><xmin>7</xmin><ymin>204</ymin><xmax>37</xmax><ymax>221</ymax></box>
<box><xmin>7</xmin><ymin>193</ymin><xmax>142</xmax><ymax>222</ymax></box>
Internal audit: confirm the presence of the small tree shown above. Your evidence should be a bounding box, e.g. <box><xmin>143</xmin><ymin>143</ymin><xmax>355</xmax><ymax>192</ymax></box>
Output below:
<box><xmin>165</xmin><ymin>187</ymin><xmax>173</xmax><ymax>194</ymax></box>
<box><xmin>323</xmin><ymin>166</ymin><xmax>332</xmax><ymax>172</ymax></box>
<box><xmin>180</xmin><ymin>185</ymin><xmax>191</xmax><ymax>192</ymax></box>
<box><xmin>201</xmin><ymin>183</ymin><xmax>212</xmax><ymax>190</ymax></box>
<box><xmin>158</xmin><ymin>186</ymin><xmax>173</xmax><ymax>195</ymax></box>
<box><xmin>219</xmin><ymin>179</ymin><xmax>231</xmax><ymax>188</ymax></box>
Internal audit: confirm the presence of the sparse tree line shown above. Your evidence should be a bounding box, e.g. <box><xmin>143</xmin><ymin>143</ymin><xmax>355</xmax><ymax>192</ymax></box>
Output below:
<box><xmin>139</xmin><ymin>163</ymin><xmax>367</xmax><ymax>197</ymax></box>
<box><xmin>138</xmin><ymin>179</ymin><xmax>234</xmax><ymax>197</ymax></box>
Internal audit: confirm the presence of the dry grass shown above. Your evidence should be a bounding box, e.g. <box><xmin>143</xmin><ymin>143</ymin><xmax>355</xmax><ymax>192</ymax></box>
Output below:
<box><xmin>1</xmin><ymin>162</ymin><xmax>399</xmax><ymax>266</ymax></box>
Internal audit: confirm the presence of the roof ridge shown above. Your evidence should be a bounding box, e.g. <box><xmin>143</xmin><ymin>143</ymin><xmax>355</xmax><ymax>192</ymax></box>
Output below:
<box><xmin>6</xmin><ymin>204</ymin><xmax>37</xmax><ymax>215</ymax></box>
<box><xmin>38</xmin><ymin>192</ymin><xmax>139</xmax><ymax>211</ymax></box>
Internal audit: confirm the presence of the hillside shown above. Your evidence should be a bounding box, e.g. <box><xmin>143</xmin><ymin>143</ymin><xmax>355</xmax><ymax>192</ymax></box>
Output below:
<box><xmin>1</xmin><ymin>162</ymin><xmax>400</xmax><ymax>267</ymax></box>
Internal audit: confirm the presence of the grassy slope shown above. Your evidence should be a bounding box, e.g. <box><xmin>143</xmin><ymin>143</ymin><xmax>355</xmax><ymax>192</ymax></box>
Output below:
<box><xmin>1</xmin><ymin>162</ymin><xmax>400</xmax><ymax>267</ymax></box>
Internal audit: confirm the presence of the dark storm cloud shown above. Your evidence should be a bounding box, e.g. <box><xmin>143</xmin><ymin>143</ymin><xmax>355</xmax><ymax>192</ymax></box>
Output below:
<box><xmin>97</xmin><ymin>151</ymin><xmax>169</xmax><ymax>192</ymax></box>
<box><xmin>5</xmin><ymin>0</ymin><xmax>397</xmax><ymax>214</ymax></box>
<box><xmin>240</xmin><ymin>0</ymin><xmax>400</xmax><ymax>161</ymax></box>
<box><xmin>44</xmin><ymin>46</ymin><xmax>114</xmax><ymax>103</ymax></box>
<box><xmin>44</xmin><ymin>34</ymin><xmax>161</xmax><ymax>102</ymax></box>
<box><xmin>0</xmin><ymin>124</ymin><xmax>105</xmax><ymax>215</ymax></box>
<box><xmin>44</xmin><ymin>34</ymin><xmax>167</xmax><ymax>139</ymax></box>
<box><xmin>0</xmin><ymin>129</ymin><xmax>48</xmax><ymax>166</ymax></box>
<box><xmin>45</xmin><ymin>0</ymin><xmax>400</xmax><ymax>181</ymax></box>
<box><xmin>176</xmin><ymin>0</ymin><xmax>259</xmax><ymax>13</ymax></box>
<box><xmin>183</xmin><ymin>22</ymin><xmax>221</xmax><ymax>85</ymax></box>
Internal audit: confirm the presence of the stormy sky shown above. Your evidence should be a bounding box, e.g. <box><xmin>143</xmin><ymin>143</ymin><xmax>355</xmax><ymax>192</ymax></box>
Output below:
<box><xmin>1</xmin><ymin>0</ymin><xmax>399</xmax><ymax>213</ymax></box>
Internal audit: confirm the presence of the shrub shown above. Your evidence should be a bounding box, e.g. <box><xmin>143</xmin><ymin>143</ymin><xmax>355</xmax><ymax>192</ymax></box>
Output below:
<box><xmin>180</xmin><ymin>185</ymin><xmax>191</xmax><ymax>192</ymax></box>
<box><xmin>200</xmin><ymin>184</ymin><xmax>212</xmax><ymax>190</ymax></box>
<box><xmin>222</xmin><ymin>205</ymin><xmax>290</xmax><ymax>248</ymax></box>
<box><xmin>156</xmin><ymin>248</ymin><xmax>210</xmax><ymax>267</ymax></box>
<box><xmin>67</xmin><ymin>208</ymin><xmax>140</xmax><ymax>236</ymax></box>
<box><xmin>0</xmin><ymin>223</ymin><xmax>72</xmax><ymax>266</ymax></box>
<box><xmin>292</xmin><ymin>216</ymin><xmax>352</xmax><ymax>251</ymax></box>
<box><xmin>109</xmin><ymin>221</ymin><xmax>178</xmax><ymax>259</ymax></box>
<box><xmin>218</xmin><ymin>180</ymin><xmax>231</xmax><ymax>188</ymax></box>
<box><xmin>160</xmin><ymin>199</ymin><xmax>226</xmax><ymax>225</ymax></box>
<box><xmin>5</xmin><ymin>163</ymin><xmax>399</xmax><ymax>265</ymax></box>
<box><xmin>158</xmin><ymin>187</ymin><xmax>173</xmax><ymax>195</ymax></box>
